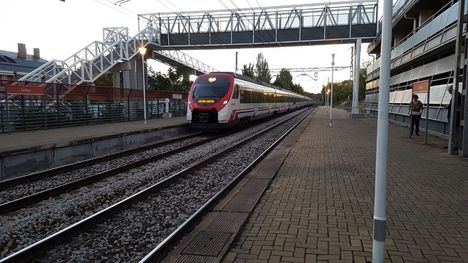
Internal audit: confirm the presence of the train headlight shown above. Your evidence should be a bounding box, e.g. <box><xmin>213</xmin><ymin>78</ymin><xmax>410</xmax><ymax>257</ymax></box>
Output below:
<box><xmin>223</xmin><ymin>100</ymin><xmax>228</xmax><ymax>105</ymax></box>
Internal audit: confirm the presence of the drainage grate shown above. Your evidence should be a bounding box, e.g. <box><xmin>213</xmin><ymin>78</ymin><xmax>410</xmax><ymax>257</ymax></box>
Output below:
<box><xmin>223</xmin><ymin>179</ymin><xmax>269</xmax><ymax>212</ymax></box>
<box><xmin>205</xmin><ymin>212</ymin><xmax>248</xmax><ymax>232</ymax></box>
<box><xmin>175</xmin><ymin>255</ymin><xmax>218</xmax><ymax>263</ymax></box>
<box><xmin>181</xmin><ymin>231</ymin><xmax>232</xmax><ymax>256</ymax></box>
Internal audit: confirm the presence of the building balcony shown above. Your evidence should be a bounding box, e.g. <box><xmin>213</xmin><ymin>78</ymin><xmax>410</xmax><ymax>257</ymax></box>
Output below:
<box><xmin>366</xmin><ymin>0</ymin><xmax>461</xmax><ymax>80</ymax></box>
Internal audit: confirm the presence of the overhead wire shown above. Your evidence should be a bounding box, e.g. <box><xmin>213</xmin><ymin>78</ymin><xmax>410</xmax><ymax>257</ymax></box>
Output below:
<box><xmin>245</xmin><ymin>0</ymin><xmax>277</xmax><ymax>47</ymax></box>
<box><xmin>92</xmin><ymin>0</ymin><xmax>136</xmax><ymax>17</ymax></box>
<box><xmin>162</xmin><ymin>0</ymin><xmax>182</xmax><ymax>12</ymax></box>
<box><xmin>114</xmin><ymin>0</ymin><xmax>130</xmax><ymax>7</ymax></box>
<box><xmin>150</xmin><ymin>0</ymin><xmax>228</xmax><ymax>72</ymax></box>
<box><xmin>226</xmin><ymin>0</ymin><xmax>240</xmax><ymax>9</ymax></box>
<box><xmin>218</xmin><ymin>0</ymin><xmax>231</xmax><ymax>10</ymax></box>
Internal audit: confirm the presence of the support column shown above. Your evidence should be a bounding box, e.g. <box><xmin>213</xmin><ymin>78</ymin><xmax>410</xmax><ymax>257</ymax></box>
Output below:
<box><xmin>449</xmin><ymin>0</ymin><xmax>465</xmax><ymax>154</ymax></box>
<box><xmin>121</xmin><ymin>62</ymin><xmax>131</xmax><ymax>89</ymax></box>
<box><xmin>112</xmin><ymin>67</ymin><xmax>121</xmax><ymax>89</ymax></box>
<box><xmin>129</xmin><ymin>56</ymin><xmax>148</xmax><ymax>90</ymax></box>
<box><xmin>463</xmin><ymin>84</ymin><xmax>468</xmax><ymax>157</ymax></box>
<box><xmin>352</xmin><ymin>38</ymin><xmax>362</xmax><ymax>116</ymax></box>
<box><xmin>462</xmin><ymin>2</ymin><xmax>468</xmax><ymax>157</ymax></box>
<box><xmin>136</xmin><ymin>58</ymin><xmax>144</xmax><ymax>90</ymax></box>
<box><xmin>129</xmin><ymin>59</ymin><xmax>138</xmax><ymax>89</ymax></box>
<box><xmin>123</xmin><ymin>70</ymin><xmax>131</xmax><ymax>89</ymax></box>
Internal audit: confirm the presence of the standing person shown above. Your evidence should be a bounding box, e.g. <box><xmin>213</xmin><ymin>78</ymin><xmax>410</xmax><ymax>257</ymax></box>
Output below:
<box><xmin>408</xmin><ymin>94</ymin><xmax>423</xmax><ymax>137</ymax></box>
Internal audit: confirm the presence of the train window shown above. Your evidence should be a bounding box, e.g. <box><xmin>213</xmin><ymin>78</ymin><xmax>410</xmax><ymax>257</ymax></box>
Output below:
<box><xmin>240</xmin><ymin>89</ymin><xmax>246</xmax><ymax>103</ymax></box>
<box><xmin>251</xmin><ymin>90</ymin><xmax>258</xmax><ymax>103</ymax></box>
<box><xmin>193</xmin><ymin>84</ymin><xmax>229</xmax><ymax>98</ymax></box>
<box><xmin>193</xmin><ymin>75</ymin><xmax>230</xmax><ymax>99</ymax></box>
<box><xmin>232</xmin><ymin>84</ymin><xmax>239</xmax><ymax>99</ymax></box>
<box><xmin>252</xmin><ymin>91</ymin><xmax>262</xmax><ymax>103</ymax></box>
<box><xmin>240</xmin><ymin>88</ymin><xmax>252</xmax><ymax>103</ymax></box>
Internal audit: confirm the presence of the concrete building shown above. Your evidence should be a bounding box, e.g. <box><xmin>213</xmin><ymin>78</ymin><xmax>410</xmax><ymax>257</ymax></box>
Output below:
<box><xmin>365</xmin><ymin>0</ymin><xmax>467</xmax><ymax>155</ymax></box>
<box><xmin>0</xmin><ymin>43</ymin><xmax>47</xmax><ymax>81</ymax></box>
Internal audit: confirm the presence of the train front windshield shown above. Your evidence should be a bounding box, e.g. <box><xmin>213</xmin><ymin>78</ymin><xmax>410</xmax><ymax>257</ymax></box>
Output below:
<box><xmin>192</xmin><ymin>75</ymin><xmax>230</xmax><ymax>103</ymax></box>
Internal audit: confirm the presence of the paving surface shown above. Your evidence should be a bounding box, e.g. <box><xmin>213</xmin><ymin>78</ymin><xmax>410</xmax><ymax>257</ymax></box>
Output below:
<box><xmin>163</xmin><ymin>109</ymin><xmax>315</xmax><ymax>263</ymax></box>
<box><xmin>0</xmin><ymin>117</ymin><xmax>186</xmax><ymax>153</ymax></box>
<box><xmin>223</xmin><ymin>107</ymin><xmax>468</xmax><ymax>262</ymax></box>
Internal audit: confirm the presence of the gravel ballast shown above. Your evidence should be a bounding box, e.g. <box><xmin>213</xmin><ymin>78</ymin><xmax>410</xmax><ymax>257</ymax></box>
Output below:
<box><xmin>0</xmin><ymin>135</ymin><xmax>207</xmax><ymax>203</ymax></box>
<box><xmin>41</xmin><ymin>111</ymin><xmax>309</xmax><ymax>262</ymax></box>
<box><xmin>0</xmin><ymin>109</ymin><xmax>308</xmax><ymax>259</ymax></box>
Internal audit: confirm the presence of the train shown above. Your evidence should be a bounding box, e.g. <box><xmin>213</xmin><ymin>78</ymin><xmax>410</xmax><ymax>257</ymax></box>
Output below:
<box><xmin>187</xmin><ymin>72</ymin><xmax>313</xmax><ymax>129</ymax></box>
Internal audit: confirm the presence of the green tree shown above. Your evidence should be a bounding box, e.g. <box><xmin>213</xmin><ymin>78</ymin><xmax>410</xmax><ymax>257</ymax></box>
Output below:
<box><xmin>320</xmin><ymin>68</ymin><xmax>367</xmax><ymax>104</ymax></box>
<box><xmin>321</xmin><ymin>80</ymin><xmax>352</xmax><ymax>105</ymax></box>
<box><xmin>359</xmin><ymin>68</ymin><xmax>366</xmax><ymax>100</ymax></box>
<box><xmin>291</xmin><ymin>83</ymin><xmax>304</xmax><ymax>94</ymax></box>
<box><xmin>255</xmin><ymin>52</ymin><xmax>271</xmax><ymax>83</ymax></box>
<box><xmin>94</xmin><ymin>73</ymin><xmax>113</xmax><ymax>87</ymax></box>
<box><xmin>242</xmin><ymin>63</ymin><xmax>255</xmax><ymax>78</ymax></box>
<box><xmin>273</xmin><ymin>69</ymin><xmax>294</xmax><ymax>90</ymax></box>
<box><xmin>148</xmin><ymin>68</ymin><xmax>171</xmax><ymax>90</ymax></box>
<box><xmin>273</xmin><ymin>68</ymin><xmax>305</xmax><ymax>94</ymax></box>
<box><xmin>147</xmin><ymin>66</ymin><xmax>191</xmax><ymax>92</ymax></box>
<box><xmin>167</xmin><ymin>67</ymin><xmax>179</xmax><ymax>85</ymax></box>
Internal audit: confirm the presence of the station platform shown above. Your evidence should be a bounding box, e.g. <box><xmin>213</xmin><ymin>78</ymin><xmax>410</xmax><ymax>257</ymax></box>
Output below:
<box><xmin>0</xmin><ymin>117</ymin><xmax>187</xmax><ymax>153</ymax></box>
<box><xmin>0</xmin><ymin>117</ymin><xmax>187</xmax><ymax>180</ymax></box>
<box><xmin>166</xmin><ymin>107</ymin><xmax>468</xmax><ymax>262</ymax></box>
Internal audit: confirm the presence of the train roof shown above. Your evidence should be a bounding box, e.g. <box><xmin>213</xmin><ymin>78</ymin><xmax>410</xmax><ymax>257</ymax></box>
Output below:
<box><xmin>208</xmin><ymin>72</ymin><xmax>309</xmax><ymax>98</ymax></box>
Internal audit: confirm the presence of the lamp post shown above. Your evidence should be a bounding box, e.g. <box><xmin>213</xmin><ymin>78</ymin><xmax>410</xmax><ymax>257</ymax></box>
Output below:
<box><xmin>330</xmin><ymin>53</ymin><xmax>335</xmax><ymax>127</ymax></box>
<box><xmin>138</xmin><ymin>46</ymin><xmax>147</xmax><ymax>124</ymax></box>
<box><xmin>326</xmin><ymin>89</ymin><xmax>330</xmax><ymax>107</ymax></box>
<box><xmin>372</xmin><ymin>0</ymin><xmax>392</xmax><ymax>261</ymax></box>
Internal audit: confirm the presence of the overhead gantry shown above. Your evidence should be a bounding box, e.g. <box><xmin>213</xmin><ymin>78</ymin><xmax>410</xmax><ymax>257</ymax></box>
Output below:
<box><xmin>138</xmin><ymin>1</ymin><xmax>378</xmax><ymax>49</ymax></box>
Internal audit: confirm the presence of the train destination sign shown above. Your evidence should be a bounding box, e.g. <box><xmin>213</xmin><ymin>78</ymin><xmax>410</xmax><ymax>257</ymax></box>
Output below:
<box><xmin>198</xmin><ymin>99</ymin><xmax>214</xmax><ymax>103</ymax></box>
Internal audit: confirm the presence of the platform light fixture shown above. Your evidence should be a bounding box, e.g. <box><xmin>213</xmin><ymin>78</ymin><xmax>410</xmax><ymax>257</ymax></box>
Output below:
<box><xmin>139</xmin><ymin>46</ymin><xmax>147</xmax><ymax>124</ymax></box>
<box><xmin>138</xmin><ymin>46</ymin><xmax>147</xmax><ymax>56</ymax></box>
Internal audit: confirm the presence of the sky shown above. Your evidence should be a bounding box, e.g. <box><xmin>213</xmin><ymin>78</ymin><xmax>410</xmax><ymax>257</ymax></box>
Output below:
<box><xmin>0</xmin><ymin>0</ymin><xmax>381</xmax><ymax>93</ymax></box>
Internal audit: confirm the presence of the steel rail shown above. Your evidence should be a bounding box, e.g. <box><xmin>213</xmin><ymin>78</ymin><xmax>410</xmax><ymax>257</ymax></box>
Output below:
<box><xmin>0</xmin><ymin>107</ymin><xmax>311</xmax><ymax>263</ymax></box>
<box><xmin>0</xmin><ymin>131</ymin><xmax>234</xmax><ymax>214</ymax></box>
<box><xmin>139</xmin><ymin>108</ymin><xmax>313</xmax><ymax>262</ymax></box>
<box><xmin>0</xmin><ymin>132</ymin><xmax>202</xmax><ymax>190</ymax></box>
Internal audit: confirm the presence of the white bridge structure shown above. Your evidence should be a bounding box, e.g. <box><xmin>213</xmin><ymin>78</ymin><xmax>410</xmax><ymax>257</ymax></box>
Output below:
<box><xmin>18</xmin><ymin>27</ymin><xmax>216</xmax><ymax>91</ymax></box>
<box><xmin>16</xmin><ymin>1</ymin><xmax>377</xmax><ymax>105</ymax></box>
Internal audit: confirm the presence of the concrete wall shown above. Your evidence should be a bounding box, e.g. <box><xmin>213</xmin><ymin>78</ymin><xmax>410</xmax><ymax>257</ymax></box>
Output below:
<box><xmin>0</xmin><ymin>124</ymin><xmax>189</xmax><ymax>180</ymax></box>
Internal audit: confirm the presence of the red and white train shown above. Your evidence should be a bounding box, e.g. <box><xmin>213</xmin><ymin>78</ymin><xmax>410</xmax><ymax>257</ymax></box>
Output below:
<box><xmin>187</xmin><ymin>72</ymin><xmax>312</xmax><ymax>129</ymax></box>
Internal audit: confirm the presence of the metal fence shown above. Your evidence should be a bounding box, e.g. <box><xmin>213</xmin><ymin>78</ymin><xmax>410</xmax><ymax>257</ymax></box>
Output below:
<box><xmin>0</xmin><ymin>80</ymin><xmax>188</xmax><ymax>133</ymax></box>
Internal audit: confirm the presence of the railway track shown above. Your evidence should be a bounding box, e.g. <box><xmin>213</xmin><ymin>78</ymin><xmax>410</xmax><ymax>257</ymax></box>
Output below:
<box><xmin>0</xmin><ymin>132</ymin><xmax>203</xmax><ymax>191</ymax></box>
<box><xmin>0</xmin><ymin>109</ymin><xmax>308</xmax><ymax>258</ymax></box>
<box><xmin>0</xmin><ymin>110</ymin><xmax>301</xmax><ymax>214</ymax></box>
<box><xmin>0</xmin><ymin>133</ymin><xmax>217</xmax><ymax>213</ymax></box>
<box><xmin>0</xmin><ymin>107</ymin><xmax>312</xmax><ymax>262</ymax></box>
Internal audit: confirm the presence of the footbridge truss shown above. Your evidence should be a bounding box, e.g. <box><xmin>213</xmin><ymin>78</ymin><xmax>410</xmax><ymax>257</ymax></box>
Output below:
<box><xmin>19</xmin><ymin>27</ymin><xmax>216</xmax><ymax>86</ymax></box>
<box><xmin>17</xmin><ymin>1</ymin><xmax>377</xmax><ymax>94</ymax></box>
<box><xmin>139</xmin><ymin>0</ymin><xmax>378</xmax><ymax>49</ymax></box>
